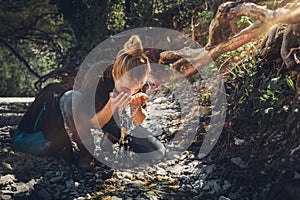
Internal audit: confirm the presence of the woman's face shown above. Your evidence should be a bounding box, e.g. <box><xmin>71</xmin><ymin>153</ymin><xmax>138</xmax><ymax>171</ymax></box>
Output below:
<box><xmin>114</xmin><ymin>74</ymin><xmax>145</xmax><ymax>96</ymax></box>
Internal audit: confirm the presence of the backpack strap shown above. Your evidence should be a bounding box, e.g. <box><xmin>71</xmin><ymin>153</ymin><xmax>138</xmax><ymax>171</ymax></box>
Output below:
<box><xmin>33</xmin><ymin>102</ymin><xmax>46</xmax><ymax>130</ymax></box>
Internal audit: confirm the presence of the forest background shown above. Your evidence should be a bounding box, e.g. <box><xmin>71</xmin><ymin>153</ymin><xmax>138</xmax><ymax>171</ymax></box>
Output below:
<box><xmin>0</xmin><ymin>0</ymin><xmax>291</xmax><ymax>96</ymax></box>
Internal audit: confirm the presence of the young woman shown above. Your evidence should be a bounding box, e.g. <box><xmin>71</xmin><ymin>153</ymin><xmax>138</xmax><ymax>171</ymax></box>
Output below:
<box><xmin>13</xmin><ymin>35</ymin><xmax>165</xmax><ymax>169</ymax></box>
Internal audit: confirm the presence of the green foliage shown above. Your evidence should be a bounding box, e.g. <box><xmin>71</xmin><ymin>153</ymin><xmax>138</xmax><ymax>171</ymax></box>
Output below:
<box><xmin>107</xmin><ymin>2</ymin><xmax>126</xmax><ymax>33</ymax></box>
<box><xmin>261</xmin><ymin>0</ymin><xmax>291</xmax><ymax>9</ymax></box>
<box><xmin>1</xmin><ymin>0</ymin><xmax>218</xmax><ymax>96</ymax></box>
<box><xmin>2</xmin><ymin>0</ymin><xmax>293</xmax><ymax>99</ymax></box>
<box><xmin>0</xmin><ymin>0</ymin><xmax>77</xmax><ymax>96</ymax></box>
<box><xmin>237</xmin><ymin>16</ymin><xmax>255</xmax><ymax>28</ymax></box>
<box><xmin>197</xmin><ymin>11</ymin><xmax>214</xmax><ymax>23</ymax></box>
<box><xmin>285</xmin><ymin>75</ymin><xmax>295</xmax><ymax>90</ymax></box>
<box><xmin>199</xmin><ymin>92</ymin><xmax>211</xmax><ymax>106</ymax></box>
<box><xmin>0</xmin><ymin>48</ymin><xmax>36</xmax><ymax>96</ymax></box>
<box><xmin>225</xmin><ymin>44</ymin><xmax>296</xmax><ymax>122</ymax></box>
<box><xmin>226</xmin><ymin>47</ymin><xmax>259</xmax><ymax>107</ymax></box>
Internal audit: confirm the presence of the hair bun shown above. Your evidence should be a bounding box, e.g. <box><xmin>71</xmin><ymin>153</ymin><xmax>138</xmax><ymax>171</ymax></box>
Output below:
<box><xmin>123</xmin><ymin>35</ymin><xmax>144</xmax><ymax>56</ymax></box>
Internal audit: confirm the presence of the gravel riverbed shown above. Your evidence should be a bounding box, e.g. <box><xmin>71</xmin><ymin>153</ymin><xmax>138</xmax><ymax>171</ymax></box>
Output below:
<box><xmin>0</xmin><ymin>96</ymin><xmax>299</xmax><ymax>200</ymax></box>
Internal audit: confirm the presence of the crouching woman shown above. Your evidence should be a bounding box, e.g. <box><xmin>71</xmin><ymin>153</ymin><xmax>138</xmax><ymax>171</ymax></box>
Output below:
<box><xmin>12</xmin><ymin>35</ymin><xmax>166</xmax><ymax>169</ymax></box>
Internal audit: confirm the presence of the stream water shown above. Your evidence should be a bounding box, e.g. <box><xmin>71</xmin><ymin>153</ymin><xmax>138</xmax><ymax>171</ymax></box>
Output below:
<box><xmin>117</xmin><ymin>105</ymin><xmax>136</xmax><ymax>156</ymax></box>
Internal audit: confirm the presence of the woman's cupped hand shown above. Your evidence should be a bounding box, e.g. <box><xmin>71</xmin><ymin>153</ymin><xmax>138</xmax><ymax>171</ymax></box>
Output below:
<box><xmin>109</xmin><ymin>91</ymin><xmax>131</xmax><ymax>113</ymax></box>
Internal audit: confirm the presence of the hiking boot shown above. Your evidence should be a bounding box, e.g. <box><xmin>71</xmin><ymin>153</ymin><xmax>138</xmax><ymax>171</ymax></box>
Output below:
<box><xmin>78</xmin><ymin>151</ymin><xmax>94</xmax><ymax>171</ymax></box>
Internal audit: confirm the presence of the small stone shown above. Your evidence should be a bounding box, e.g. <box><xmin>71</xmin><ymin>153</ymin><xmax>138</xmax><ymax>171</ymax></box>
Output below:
<box><xmin>45</xmin><ymin>171</ymin><xmax>54</xmax><ymax>177</ymax></box>
<box><xmin>69</xmin><ymin>191</ymin><xmax>78</xmax><ymax>195</ymax></box>
<box><xmin>66</xmin><ymin>180</ymin><xmax>74</xmax><ymax>188</ymax></box>
<box><xmin>234</xmin><ymin>138</ymin><xmax>245</xmax><ymax>145</ymax></box>
<box><xmin>157</xmin><ymin>162</ymin><xmax>168</xmax><ymax>168</ymax></box>
<box><xmin>14</xmin><ymin>182</ymin><xmax>30</xmax><ymax>193</ymax></box>
<box><xmin>219</xmin><ymin>196</ymin><xmax>231</xmax><ymax>200</ymax></box>
<box><xmin>37</xmin><ymin>188</ymin><xmax>51</xmax><ymax>200</ymax></box>
<box><xmin>2</xmin><ymin>148</ymin><xmax>9</xmax><ymax>153</ymax></box>
<box><xmin>222</xmin><ymin>180</ymin><xmax>232</xmax><ymax>191</ymax></box>
<box><xmin>60</xmin><ymin>195</ymin><xmax>68</xmax><ymax>199</ymax></box>
<box><xmin>203</xmin><ymin>184</ymin><xmax>210</xmax><ymax>191</ymax></box>
<box><xmin>135</xmin><ymin>172</ymin><xmax>145</xmax><ymax>180</ymax></box>
<box><xmin>153</xmin><ymin>97</ymin><xmax>167</xmax><ymax>104</ymax></box>
<box><xmin>194</xmin><ymin>179</ymin><xmax>204</xmax><ymax>189</ymax></box>
<box><xmin>231</xmin><ymin>157</ymin><xmax>249</xmax><ymax>169</ymax></box>
<box><xmin>24</xmin><ymin>159</ymin><xmax>35</xmax><ymax>169</ymax></box>
<box><xmin>166</xmin><ymin>158</ymin><xmax>177</xmax><ymax>165</ymax></box>
<box><xmin>190</xmin><ymin>189</ymin><xmax>198</xmax><ymax>195</ymax></box>
<box><xmin>293</xmin><ymin>171</ymin><xmax>300</xmax><ymax>180</ymax></box>
<box><xmin>53</xmin><ymin>191</ymin><xmax>61</xmax><ymax>199</ymax></box>
<box><xmin>74</xmin><ymin>181</ymin><xmax>80</xmax><ymax>187</ymax></box>
<box><xmin>213</xmin><ymin>182</ymin><xmax>221</xmax><ymax>193</ymax></box>
<box><xmin>168</xmin><ymin>165</ymin><xmax>183</xmax><ymax>175</ymax></box>
<box><xmin>204</xmin><ymin>165</ymin><xmax>215</xmax><ymax>175</ymax></box>
<box><xmin>50</xmin><ymin>176</ymin><xmax>63</xmax><ymax>183</ymax></box>
<box><xmin>0</xmin><ymin>194</ymin><xmax>12</xmax><ymax>200</ymax></box>
<box><xmin>111</xmin><ymin>196</ymin><xmax>123</xmax><ymax>200</ymax></box>
<box><xmin>62</xmin><ymin>188</ymin><xmax>69</xmax><ymax>193</ymax></box>
<box><xmin>3</xmin><ymin>162</ymin><xmax>13</xmax><ymax>170</ymax></box>
<box><xmin>96</xmin><ymin>179</ymin><xmax>104</xmax><ymax>184</ymax></box>
<box><xmin>0</xmin><ymin>174</ymin><xmax>16</xmax><ymax>185</ymax></box>
<box><xmin>168</xmin><ymin>127</ymin><xmax>179</xmax><ymax>134</ymax></box>
<box><xmin>132</xmin><ymin>180</ymin><xmax>145</xmax><ymax>187</ymax></box>
<box><xmin>95</xmin><ymin>172</ymin><xmax>103</xmax><ymax>178</ymax></box>
<box><xmin>117</xmin><ymin>172</ymin><xmax>133</xmax><ymax>179</ymax></box>
<box><xmin>156</xmin><ymin>168</ymin><xmax>167</xmax><ymax>175</ymax></box>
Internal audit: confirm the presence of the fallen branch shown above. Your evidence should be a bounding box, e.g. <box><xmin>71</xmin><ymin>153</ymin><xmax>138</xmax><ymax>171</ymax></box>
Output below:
<box><xmin>160</xmin><ymin>2</ymin><xmax>300</xmax><ymax>76</ymax></box>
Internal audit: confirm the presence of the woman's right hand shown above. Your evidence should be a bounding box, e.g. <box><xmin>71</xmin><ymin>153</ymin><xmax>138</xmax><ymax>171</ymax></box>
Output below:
<box><xmin>109</xmin><ymin>92</ymin><xmax>131</xmax><ymax>113</ymax></box>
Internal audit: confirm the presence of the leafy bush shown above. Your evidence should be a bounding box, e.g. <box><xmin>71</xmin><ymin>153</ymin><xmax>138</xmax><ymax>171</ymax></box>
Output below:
<box><xmin>224</xmin><ymin>43</ymin><xmax>296</xmax><ymax>124</ymax></box>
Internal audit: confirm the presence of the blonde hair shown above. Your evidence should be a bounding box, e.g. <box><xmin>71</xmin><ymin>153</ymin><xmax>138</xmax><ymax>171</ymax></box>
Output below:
<box><xmin>113</xmin><ymin>35</ymin><xmax>151</xmax><ymax>81</ymax></box>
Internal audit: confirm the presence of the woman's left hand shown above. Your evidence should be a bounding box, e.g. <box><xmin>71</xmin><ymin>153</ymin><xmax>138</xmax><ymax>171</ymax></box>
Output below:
<box><xmin>130</xmin><ymin>93</ymin><xmax>148</xmax><ymax>125</ymax></box>
<box><xmin>130</xmin><ymin>93</ymin><xmax>148</xmax><ymax>108</ymax></box>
